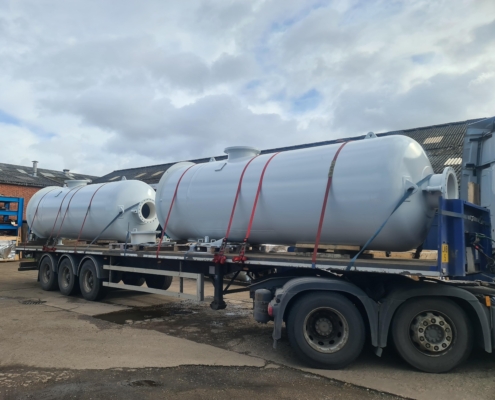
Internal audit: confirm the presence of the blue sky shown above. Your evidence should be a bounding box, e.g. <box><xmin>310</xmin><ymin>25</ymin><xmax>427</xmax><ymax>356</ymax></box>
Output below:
<box><xmin>0</xmin><ymin>109</ymin><xmax>20</xmax><ymax>126</ymax></box>
<box><xmin>0</xmin><ymin>0</ymin><xmax>494</xmax><ymax>175</ymax></box>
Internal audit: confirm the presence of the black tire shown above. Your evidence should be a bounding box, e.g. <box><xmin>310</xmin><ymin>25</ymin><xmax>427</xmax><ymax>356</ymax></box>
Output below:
<box><xmin>58</xmin><ymin>258</ymin><xmax>79</xmax><ymax>296</ymax></box>
<box><xmin>79</xmin><ymin>260</ymin><xmax>106</xmax><ymax>301</ymax></box>
<box><xmin>392</xmin><ymin>297</ymin><xmax>473</xmax><ymax>373</ymax></box>
<box><xmin>287</xmin><ymin>292</ymin><xmax>365</xmax><ymax>369</ymax></box>
<box><xmin>122</xmin><ymin>273</ymin><xmax>146</xmax><ymax>286</ymax></box>
<box><xmin>145</xmin><ymin>274</ymin><xmax>173</xmax><ymax>290</ymax></box>
<box><xmin>39</xmin><ymin>256</ymin><xmax>58</xmax><ymax>291</ymax></box>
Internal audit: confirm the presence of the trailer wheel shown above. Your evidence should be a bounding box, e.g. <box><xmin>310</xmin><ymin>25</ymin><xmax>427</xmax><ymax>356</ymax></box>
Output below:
<box><xmin>79</xmin><ymin>260</ymin><xmax>106</xmax><ymax>301</ymax></box>
<box><xmin>122</xmin><ymin>273</ymin><xmax>146</xmax><ymax>287</ymax></box>
<box><xmin>392</xmin><ymin>297</ymin><xmax>473</xmax><ymax>373</ymax></box>
<box><xmin>287</xmin><ymin>292</ymin><xmax>365</xmax><ymax>369</ymax></box>
<box><xmin>58</xmin><ymin>259</ymin><xmax>79</xmax><ymax>296</ymax></box>
<box><xmin>145</xmin><ymin>275</ymin><xmax>173</xmax><ymax>290</ymax></box>
<box><xmin>39</xmin><ymin>256</ymin><xmax>58</xmax><ymax>291</ymax></box>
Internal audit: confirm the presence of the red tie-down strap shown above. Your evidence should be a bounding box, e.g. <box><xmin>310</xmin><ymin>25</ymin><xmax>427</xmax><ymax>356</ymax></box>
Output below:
<box><xmin>51</xmin><ymin>185</ymin><xmax>87</xmax><ymax>247</ymax></box>
<box><xmin>233</xmin><ymin>152</ymin><xmax>281</xmax><ymax>263</ymax></box>
<box><xmin>156</xmin><ymin>165</ymin><xmax>196</xmax><ymax>258</ymax></box>
<box><xmin>311</xmin><ymin>142</ymin><xmax>349</xmax><ymax>268</ymax></box>
<box><xmin>74</xmin><ymin>183</ymin><xmax>110</xmax><ymax>252</ymax></box>
<box><xmin>44</xmin><ymin>185</ymin><xmax>86</xmax><ymax>251</ymax></box>
<box><xmin>213</xmin><ymin>155</ymin><xmax>260</xmax><ymax>265</ymax></box>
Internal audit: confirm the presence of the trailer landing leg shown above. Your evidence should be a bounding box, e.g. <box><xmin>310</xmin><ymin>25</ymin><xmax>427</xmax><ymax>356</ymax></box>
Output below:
<box><xmin>210</xmin><ymin>264</ymin><xmax>227</xmax><ymax>310</ymax></box>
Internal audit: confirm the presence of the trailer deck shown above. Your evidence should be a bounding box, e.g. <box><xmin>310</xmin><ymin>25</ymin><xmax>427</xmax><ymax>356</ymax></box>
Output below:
<box><xmin>17</xmin><ymin>243</ymin><xmax>440</xmax><ymax>277</ymax></box>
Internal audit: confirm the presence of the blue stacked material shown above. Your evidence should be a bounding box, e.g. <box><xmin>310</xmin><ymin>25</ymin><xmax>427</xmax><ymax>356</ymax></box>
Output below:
<box><xmin>0</xmin><ymin>196</ymin><xmax>24</xmax><ymax>233</ymax></box>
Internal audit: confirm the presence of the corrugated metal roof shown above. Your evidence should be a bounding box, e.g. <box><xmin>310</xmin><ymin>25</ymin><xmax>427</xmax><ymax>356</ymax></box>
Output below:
<box><xmin>93</xmin><ymin>118</ymin><xmax>487</xmax><ymax>185</ymax></box>
<box><xmin>0</xmin><ymin>162</ymin><xmax>99</xmax><ymax>188</ymax></box>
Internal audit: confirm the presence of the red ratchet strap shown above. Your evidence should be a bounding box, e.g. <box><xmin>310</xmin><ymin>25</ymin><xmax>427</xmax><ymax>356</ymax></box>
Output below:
<box><xmin>311</xmin><ymin>142</ymin><xmax>349</xmax><ymax>268</ymax></box>
<box><xmin>29</xmin><ymin>188</ymin><xmax>58</xmax><ymax>237</ymax></box>
<box><xmin>74</xmin><ymin>183</ymin><xmax>110</xmax><ymax>252</ymax></box>
<box><xmin>156</xmin><ymin>165</ymin><xmax>196</xmax><ymax>258</ymax></box>
<box><xmin>53</xmin><ymin>185</ymin><xmax>86</xmax><ymax>246</ymax></box>
<box><xmin>213</xmin><ymin>155</ymin><xmax>260</xmax><ymax>265</ymax></box>
<box><xmin>233</xmin><ymin>152</ymin><xmax>281</xmax><ymax>263</ymax></box>
<box><xmin>44</xmin><ymin>186</ymin><xmax>81</xmax><ymax>251</ymax></box>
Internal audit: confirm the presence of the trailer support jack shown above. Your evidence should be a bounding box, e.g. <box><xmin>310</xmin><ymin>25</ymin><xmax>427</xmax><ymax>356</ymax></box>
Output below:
<box><xmin>210</xmin><ymin>264</ymin><xmax>227</xmax><ymax>310</ymax></box>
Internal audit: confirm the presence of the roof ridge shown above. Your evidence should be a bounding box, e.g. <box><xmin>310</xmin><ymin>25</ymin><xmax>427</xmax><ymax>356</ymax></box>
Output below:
<box><xmin>398</xmin><ymin>117</ymin><xmax>485</xmax><ymax>133</ymax></box>
<box><xmin>101</xmin><ymin>118</ymin><xmax>486</xmax><ymax>175</ymax></box>
<box><xmin>0</xmin><ymin>162</ymin><xmax>98</xmax><ymax>178</ymax></box>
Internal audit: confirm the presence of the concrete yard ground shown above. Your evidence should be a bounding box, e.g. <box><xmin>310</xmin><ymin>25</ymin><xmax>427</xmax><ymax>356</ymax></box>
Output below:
<box><xmin>1</xmin><ymin>261</ymin><xmax>494</xmax><ymax>400</ymax></box>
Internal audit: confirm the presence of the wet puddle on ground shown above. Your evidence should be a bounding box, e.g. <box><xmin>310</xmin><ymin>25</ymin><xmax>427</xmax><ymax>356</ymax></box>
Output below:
<box><xmin>94</xmin><ymin>306</ymin><xmax>196</xmax><ymax>325</ymax></box>
<box><xmin>91</xmin><ymin>301</ymin><xmax>274</xmax><ymax>353</ymax></box>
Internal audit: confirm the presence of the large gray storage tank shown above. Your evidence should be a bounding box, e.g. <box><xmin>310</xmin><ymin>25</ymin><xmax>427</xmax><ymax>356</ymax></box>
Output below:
<box><xmin>27</xmin><ymin>180</ymin><xmax>158</xmax><ymax>242</ymax></box>
<box><xmin>156</xmin><ymin>135</ymin><xmax>457</xmax><ymax>251</ymax></box>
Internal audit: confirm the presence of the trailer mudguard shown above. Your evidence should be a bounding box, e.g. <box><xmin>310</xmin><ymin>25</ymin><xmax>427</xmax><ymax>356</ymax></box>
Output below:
<box><xmin>78</xmin><ymin>255</ymin><xmax>108</xmax><ymax>280</ymax></box>
<box><xmin>378</xmin><ymin>282</ymin><xmax>492</xmax><ymax>352</ymax></box>
<box><xmin>270</xmin><ymin>276</ymin><xmax>379</xmax><ymax>348</ymax></box>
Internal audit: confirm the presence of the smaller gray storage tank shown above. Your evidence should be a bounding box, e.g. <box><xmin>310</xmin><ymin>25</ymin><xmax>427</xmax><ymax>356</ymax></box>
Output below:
<box><xmin>26</xmin><ymin>180</ymin><xmax>158</xmax><ymax>242</ymax></box>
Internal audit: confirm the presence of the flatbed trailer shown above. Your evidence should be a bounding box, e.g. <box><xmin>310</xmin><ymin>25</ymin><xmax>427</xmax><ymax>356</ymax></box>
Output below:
<box><xmin>15</xmin><ymin>197</ymin><xmax>495</xmax><ymax>373</ymax></box>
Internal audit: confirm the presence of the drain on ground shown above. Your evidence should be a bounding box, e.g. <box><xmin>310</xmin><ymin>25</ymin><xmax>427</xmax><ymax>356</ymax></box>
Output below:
<box><xmin>127</xmin><ymin>380</ymin><xmax>161</xmax><ymax>387</ymax></box>
<box><xmin>19</xmin><ymin>299</ymin><xmax>46</xmax><ymax>305</ymax></box>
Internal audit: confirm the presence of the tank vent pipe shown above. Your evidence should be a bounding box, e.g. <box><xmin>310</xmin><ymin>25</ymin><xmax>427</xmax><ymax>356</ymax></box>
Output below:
<box><xmin>65</xmin><ymin>180</ymin><xmax>90</xmax><ymax>189</ymax></box>
<box><xmin>224</xmin><ymin>146</ymin><xmax>260</xmax><ymax>162</ymax></box>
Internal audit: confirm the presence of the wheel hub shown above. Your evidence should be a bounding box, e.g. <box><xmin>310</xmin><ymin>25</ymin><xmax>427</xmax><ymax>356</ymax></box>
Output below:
<box><xmin>84</xmin><ymin>271</ymin><xmax>94</xmax><ymax>292</ymax></box>
<box><xmin>42</xmin><ymin>266</ymin><xmax>51</xmax><ymax>281</ymax></box>
<box><xmin>62</xmin><ymin>268</ymin><xmax>71</xmax><ymax>287</ymax></box>
<box><xmin>315</xmin><ymin>318</ymin><xmax>333</xmax><ymax>336</ymax></box>
<box><xmin>303</xmin><ymin>307</ymin><xmax>349</xmax><ymax>354</ymax></box>
<box><xmin>410</xmin><ymin>311</ymin><xmax>453</xmax><ymax>354</ymax></box>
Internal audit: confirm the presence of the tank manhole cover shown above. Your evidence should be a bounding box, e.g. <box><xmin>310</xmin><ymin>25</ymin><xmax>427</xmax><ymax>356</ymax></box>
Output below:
<box><xmin>19</xmin><ymin>299</ymin><xmax>46</xmax><ymax>305</ymax></box>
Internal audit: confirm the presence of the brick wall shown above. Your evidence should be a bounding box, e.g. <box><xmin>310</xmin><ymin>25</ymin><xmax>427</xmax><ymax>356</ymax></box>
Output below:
<box><xmin>0</xmin><ymin>184</ymin><xmax>45</xmax><ymax>220</ymax></box>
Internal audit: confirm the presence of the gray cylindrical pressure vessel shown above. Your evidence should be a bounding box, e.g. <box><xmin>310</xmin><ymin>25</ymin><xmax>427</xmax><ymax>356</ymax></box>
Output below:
<box><xmin>27</xmin><ymin>180</ymin><xmax>158</xmax><ymax>242</ymax></box>
<box><xmin>156</xmin><ymin>135</ymin><xmax>458</xmax><ymax>252</ymax></box>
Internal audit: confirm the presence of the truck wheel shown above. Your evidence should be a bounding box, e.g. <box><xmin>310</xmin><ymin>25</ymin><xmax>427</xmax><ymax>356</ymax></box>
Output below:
<box><xmin>145</xmin><ymin>275</ymin><xmax>173</xmax><ymax>290</ymax></box>
<box><xmin>122</xmin><ymin>273</ymin><xmax>146</xmax><ymax>286</ymax></box>
<box><xmin>287</xmin><ymin>292</ymin><xmax>365</xmax><ymax>369</ymax></box>
<box><xmin>58</xmin><ymin>259</ymin><xmax>79</xmax><ymax>296</ymax></box>
<box><xmin>392</xmin><ymin>298</ymin><xmax>473</xmax><ymax>373</ymax></box>
<box><xmin>79</xmin><ymin>260</ymin><xmax>106</xmax><ymax>301</ymax></box>
<box><xmin>39</xmin><ymin>256</ymin><xmax>58</xmax><ymax>291</ymax></box>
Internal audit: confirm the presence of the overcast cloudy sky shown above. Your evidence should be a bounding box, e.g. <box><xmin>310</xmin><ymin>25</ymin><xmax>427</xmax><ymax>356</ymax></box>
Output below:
<box><xmin>0</xmin><ymin>0</ymin><xmax>494</xmax><ymax>176</ymax></box>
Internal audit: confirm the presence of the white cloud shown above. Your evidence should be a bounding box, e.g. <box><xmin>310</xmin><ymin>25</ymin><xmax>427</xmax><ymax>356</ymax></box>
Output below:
<box><xmin>0</xmin><ymin>0</ymin><xmax>494</xmax><ymax>176</ymax></box>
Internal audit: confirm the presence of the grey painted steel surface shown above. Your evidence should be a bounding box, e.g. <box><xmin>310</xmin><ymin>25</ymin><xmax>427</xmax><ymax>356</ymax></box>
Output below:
<box><xmin>26</xmin><ymin>180</ymin><xmax>158</xmax><ymax>242</ymax></box>
<box><xmin>156</xmin><ymin>135</ymin><xmax>457</xmax><ymax>251</ymax></box>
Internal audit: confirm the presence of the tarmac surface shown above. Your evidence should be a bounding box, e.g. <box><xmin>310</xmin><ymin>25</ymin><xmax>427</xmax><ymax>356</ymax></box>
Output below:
<box><xmin>1</xmin><ymin>261</ymin><xmax>495</xmax><ymax>399</ymax></box>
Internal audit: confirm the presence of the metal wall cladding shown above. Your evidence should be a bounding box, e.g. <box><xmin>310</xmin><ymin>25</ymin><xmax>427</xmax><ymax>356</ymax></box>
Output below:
<box><xmin>26</xmin><ymin>180</ymin><xmax>158</xmax><ymax>242</ymax></box>
<box><xmin>156</xmin><ymin>135</ymin><xmax>441</xmax><ymax>252</ymax></box>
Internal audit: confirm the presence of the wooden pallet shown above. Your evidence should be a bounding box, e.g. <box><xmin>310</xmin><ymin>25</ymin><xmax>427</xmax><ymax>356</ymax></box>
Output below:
<box><xmin>295</xmin><ymin>243</ymin><xmax>361</xmax><ymax>257</ymax></box>
<box><xmin>296</xmin><ymin>243</ymin><xmax>360</xmax><ymax>252</ymax></box>
<box><xmin>0</xmin><ymin>235</ymin><xmax>20</xmax><ymax>244</ymax></box>
<box><xmin>295</xmin><ymin>242</ymin><xmax>436</xmax><ymax>260</ymax></box>
<box><xmin>365</xmin><ymin>250</ymin><xmax>437</xmax><ymax>260</ymax></box>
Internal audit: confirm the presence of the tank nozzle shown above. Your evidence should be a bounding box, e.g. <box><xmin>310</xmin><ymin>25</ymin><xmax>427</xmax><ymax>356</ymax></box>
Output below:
<box><xmin>423</xmin><ymin>167</ymin><xmax>458</xmax><ymax>207</ymax></box>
